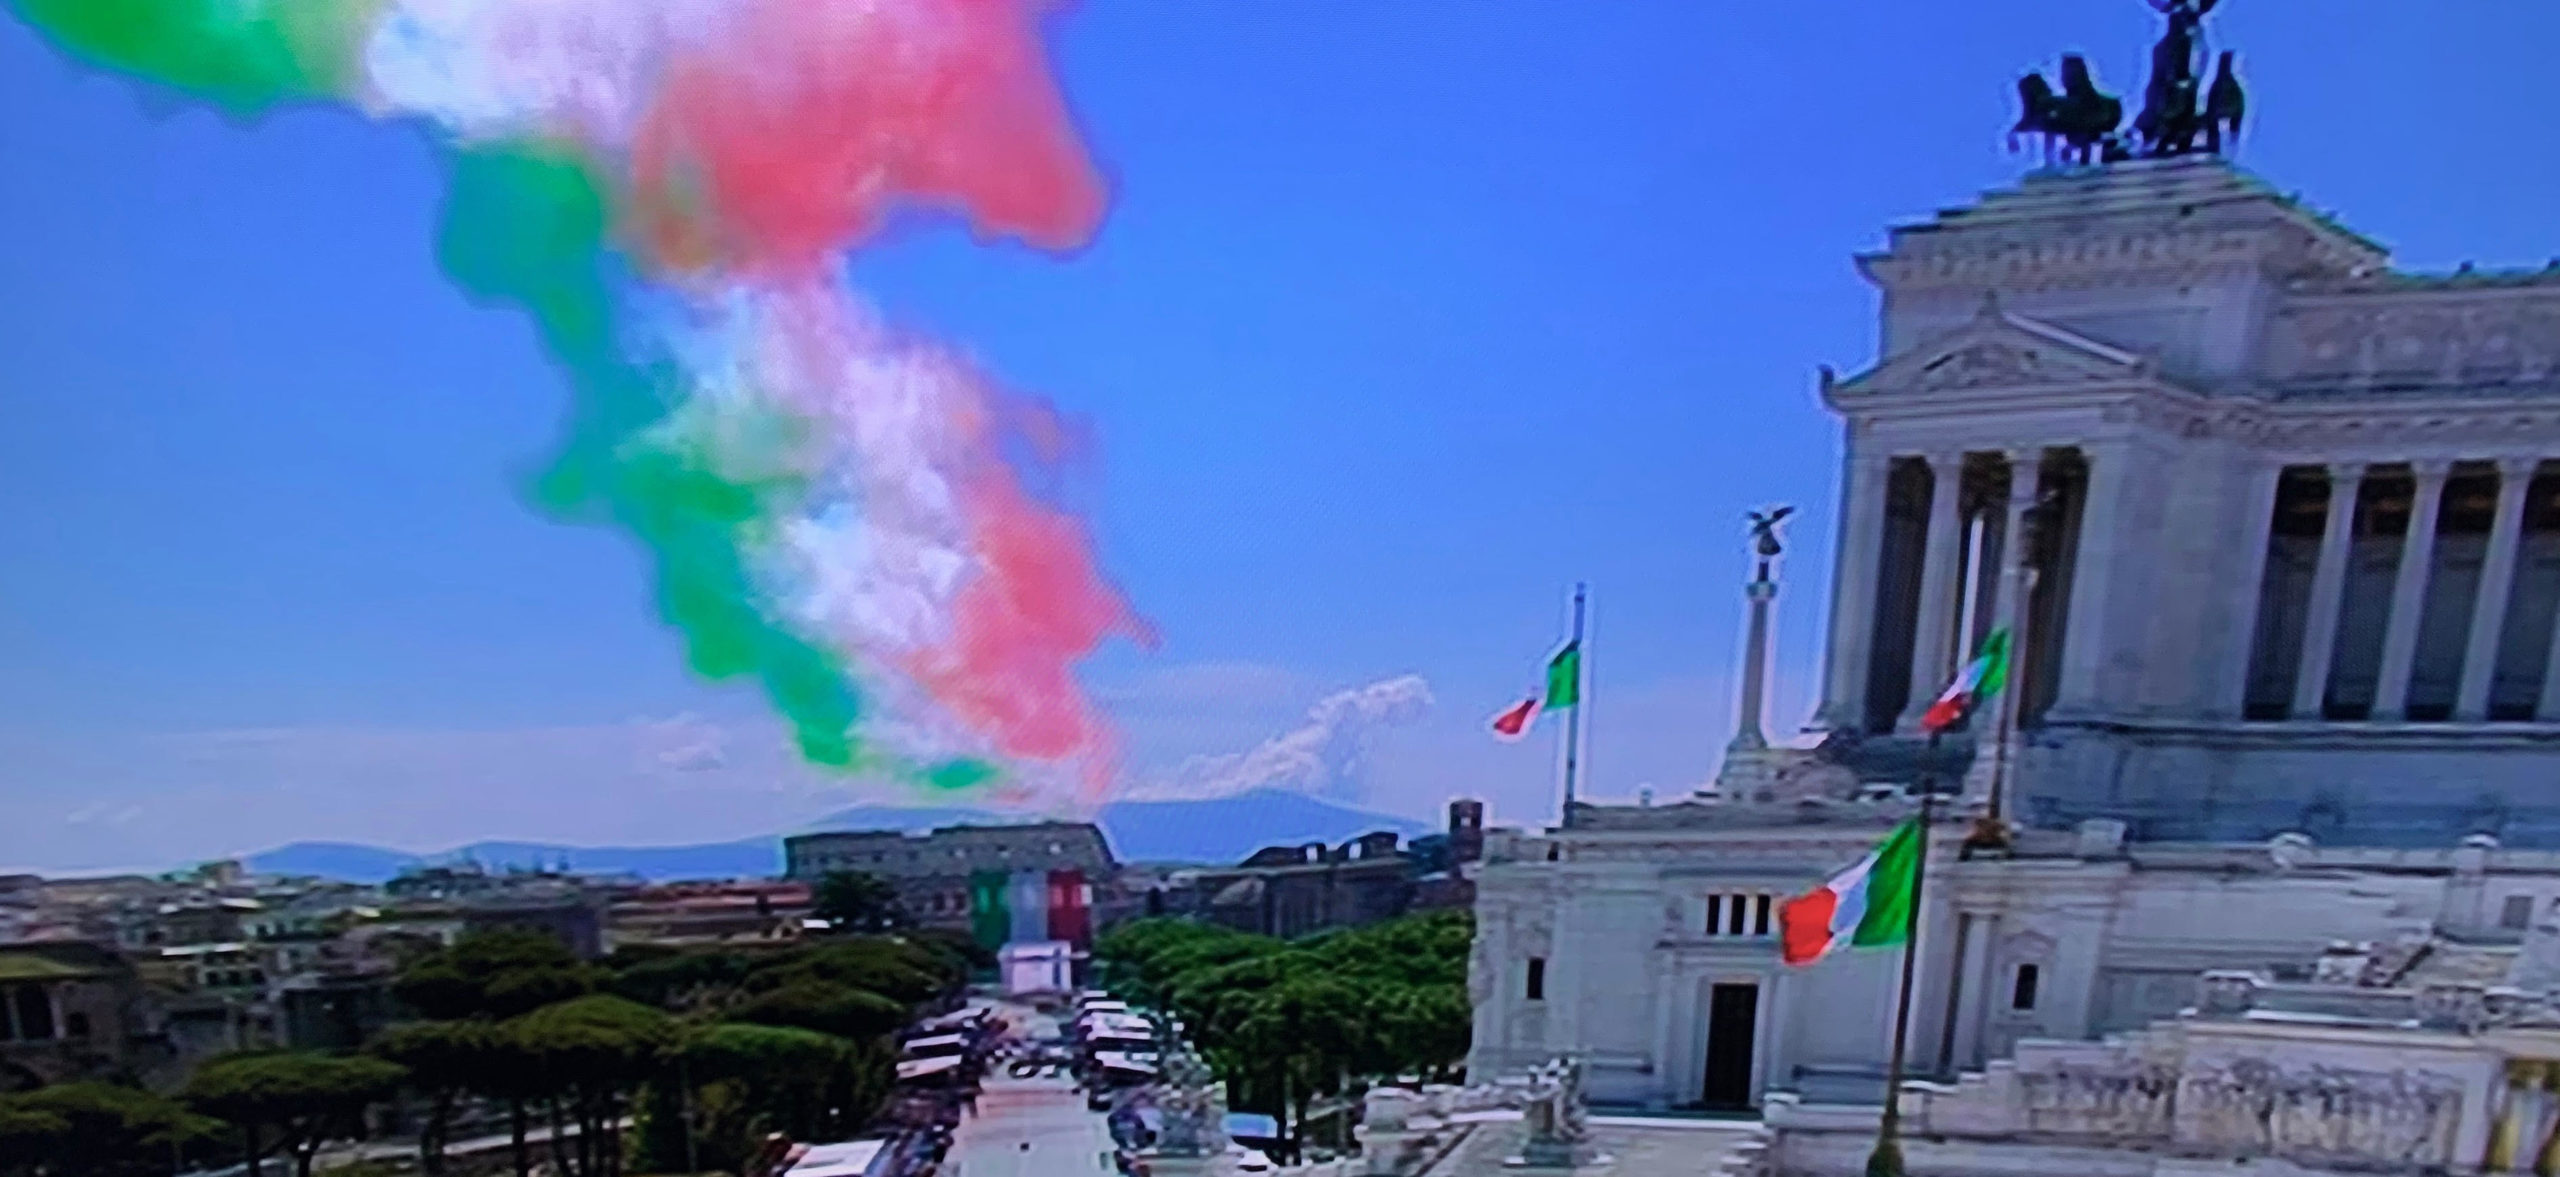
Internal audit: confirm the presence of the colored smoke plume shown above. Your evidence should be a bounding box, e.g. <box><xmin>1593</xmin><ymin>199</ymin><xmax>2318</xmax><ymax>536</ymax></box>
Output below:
<box><xmin>1154</xmin><ymin>675</ymin><xmax>1436</xmax><ymax>802</ymax></box>
<box><xmin>11</xmin><ymin>0</ymin><xmax>1142</xmax><ymax>798</ymax></box>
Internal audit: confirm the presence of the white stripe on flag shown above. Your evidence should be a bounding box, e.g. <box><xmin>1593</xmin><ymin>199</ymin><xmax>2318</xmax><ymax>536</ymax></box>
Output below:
<box><xmin>1825</xmin><ymin>847</ymin><xmax>1885</xmax><ymax>943</ymax></box>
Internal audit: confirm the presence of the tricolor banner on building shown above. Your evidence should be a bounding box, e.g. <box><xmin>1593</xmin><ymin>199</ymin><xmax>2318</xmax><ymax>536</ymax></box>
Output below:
<box><xmin>969</xmin><ymin>868</ymin><xmax>1091</xmax><ymax>952</ymax></box>
<box><xmin>1777</xmin><ymin>819</ymin><xmax>1921</xmax><ymax>967</ymax></box>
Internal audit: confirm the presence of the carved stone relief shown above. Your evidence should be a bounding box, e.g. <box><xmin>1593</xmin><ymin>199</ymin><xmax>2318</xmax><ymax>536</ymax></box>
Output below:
<box><xmin>1916</xmin><ymin>342</ymin><xmax>2051</xmax><ymax>391</ymax></box>
<box><xmin>1870</xmin><ymin>229</ymin><xmax>2285</xmax><ymax>295</ymax></box>
<box><xmin>2180</xmin><ymin>1059</ymin><xmax>2463</xmax><ymax>1167</ymax></box>
<box><xmin>2015</xmin><ymin>1061</ymin><xmax>2179</xmax><ymax>1139</ymax></box>
<box><xmin>2276</xmin><ymin>297</ymin><xmax>2560</xmax><ymax>388</ymax></box>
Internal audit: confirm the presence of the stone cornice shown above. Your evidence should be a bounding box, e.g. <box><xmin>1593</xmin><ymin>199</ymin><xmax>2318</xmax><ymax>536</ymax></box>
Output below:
<box><xmin>1860</xmin><ymin>159</ymin><xmax>2388</xmax><ymax>296</ymax></box>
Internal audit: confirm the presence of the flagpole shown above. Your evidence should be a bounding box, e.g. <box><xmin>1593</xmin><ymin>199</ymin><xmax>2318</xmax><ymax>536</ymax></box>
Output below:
<box><xmin>1972</xmin><ymin>487</ymin><xmax>2054</xmax><ymax>855</ymax></box>
<box><xmin>1561</xmin><ymin>583</ymin><xmax>1588</xmax><ymax>822</ymax></box>
<box><xmin>1868</xmin><ymin>749</ymin><xmax>1936</xmax><ymax>1177</ymax></box>
<box><xmin>1983</xmin><ymin>569</ymin><xmax>2035</xmax><ymax>829</ymax></box>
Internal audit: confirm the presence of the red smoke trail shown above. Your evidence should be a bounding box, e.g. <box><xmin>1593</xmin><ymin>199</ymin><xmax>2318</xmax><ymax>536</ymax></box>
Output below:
<box><xmin>630</xmin><ymin>0</ymin><xmax>1108</xmax><ymax>276</ymax></box>
<box><xmin>623</xmin><ymin>0</ymin><xmax>1137</xmax><ymax>794</ymax></box>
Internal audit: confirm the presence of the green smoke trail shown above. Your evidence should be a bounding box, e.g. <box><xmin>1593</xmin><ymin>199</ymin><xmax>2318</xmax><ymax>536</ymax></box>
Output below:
<box><xmin>9</xmin><ymin>3</ymin><xmax>1009</xmax><ymax>790</ymax></box>
<box><xmin>10</xmin><ymin>0</ymin><xmax>382</xmax><ymax>111</ymax></box>
<box><xmin>437</xmin><ymin>143</ymin><xmax>868</xmax><ymax>768</ymax></box>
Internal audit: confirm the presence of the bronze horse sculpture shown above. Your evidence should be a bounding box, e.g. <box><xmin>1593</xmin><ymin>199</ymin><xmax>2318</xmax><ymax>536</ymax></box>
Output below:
<box><xmin>2011</xmin><ymin>54</ymin><xmax>2124</xmax><ymax>166</ymax></box>
<box><xmin>2010</xmin><ymin>0</ymin><xmax>2243</xmax><ymax>165</ymax></box>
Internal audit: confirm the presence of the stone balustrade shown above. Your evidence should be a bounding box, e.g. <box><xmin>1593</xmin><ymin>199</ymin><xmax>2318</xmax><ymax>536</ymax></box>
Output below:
<box><xmin>1756</xmin><ymin>969</ymin><xmax>2560</xmax><ymax>1175</ymax></box>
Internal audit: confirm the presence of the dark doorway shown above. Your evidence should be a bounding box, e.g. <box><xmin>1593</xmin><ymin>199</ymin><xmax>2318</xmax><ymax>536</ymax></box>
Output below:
<box><xmin>1701</xmin><ymin>983</ymin><xmax>1759</xmax><ymax>1109</ymax></box>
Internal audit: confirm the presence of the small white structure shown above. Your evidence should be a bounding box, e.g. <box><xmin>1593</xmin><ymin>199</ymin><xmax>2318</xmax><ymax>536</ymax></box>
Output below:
<box><xmin>894</xmin><ymin>1055</ymin><xmax>964</xmax><ymax>1084</ymax></box>
<box><xmin>782</xmin><ymin>1139</ymin><xmax>888</xmax><ymax>1177</ymax></box>
<box><xmin>1002</xmin><ymin>939</ymin><xmax>1073</xmax><ymax>997</ymax></box>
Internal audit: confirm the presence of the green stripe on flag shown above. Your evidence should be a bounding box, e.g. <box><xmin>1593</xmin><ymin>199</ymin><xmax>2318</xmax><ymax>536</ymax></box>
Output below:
<box><xmin>969</xmin><ymin>870</ymin><xmax>1010</xmax><ymax>952</ymax></box>
<box><xmin>1849</xmin><ymin>819</ymin><xmax>1922</xmax><ymax>949</ymax></box>
<box><xmin>1545</xmin><ymin>642</ymin><xmax>1581</xmax><ymax>710</ymax></box>
<box><xmin>1973</xmin><ymin>628</ymin><xmax>2013</xmax><ymax>703</ymax></box>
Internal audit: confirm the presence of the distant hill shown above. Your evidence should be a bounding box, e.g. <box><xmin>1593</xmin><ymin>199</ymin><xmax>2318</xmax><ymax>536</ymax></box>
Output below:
<box><xmin>247</xmin><ymin>788</ymin><xmax>1428</xmax><ymax>884</ymax></box>
<box><xmin>244</xmin><ymin>842</ymin><xmax>421</xmax><ymax>883</ymax></box>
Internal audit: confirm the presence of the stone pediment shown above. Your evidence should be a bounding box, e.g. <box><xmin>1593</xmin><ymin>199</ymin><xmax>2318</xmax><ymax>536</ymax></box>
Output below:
<box><xmin>1828</xmin><ymin>300</ymin><xmax>2151</xmax><ymax>399</ymax></box>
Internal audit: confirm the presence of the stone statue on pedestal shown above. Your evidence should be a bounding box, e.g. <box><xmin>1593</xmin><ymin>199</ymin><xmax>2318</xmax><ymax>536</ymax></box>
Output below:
<box><xmin>1715</xmin><ymin>508</ymin><xmax>1792</xmax><ymax>799</ymax></box>
<box><xmin>1507</xmin><ymin>1057</ymin><xmax>1607</xmax><ymax>1170</ymax></box>
<box><xmin>1154</xmin><ymin>1042</ymin><xmax>1232</xmax><ymax>1162</ymax></box>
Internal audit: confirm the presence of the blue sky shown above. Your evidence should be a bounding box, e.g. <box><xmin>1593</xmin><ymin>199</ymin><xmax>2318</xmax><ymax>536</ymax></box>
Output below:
<box><xmin>4</xmin><ymin>2</ymin><xmax>2558</xmax><ymax>871</ymax></box>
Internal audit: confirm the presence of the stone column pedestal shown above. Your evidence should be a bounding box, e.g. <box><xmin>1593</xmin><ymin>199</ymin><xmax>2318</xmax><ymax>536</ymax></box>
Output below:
<box><xmin>1716</xmin><ymin>574</ymin><xmax>1781</xmax><ymax>798</ymax></box>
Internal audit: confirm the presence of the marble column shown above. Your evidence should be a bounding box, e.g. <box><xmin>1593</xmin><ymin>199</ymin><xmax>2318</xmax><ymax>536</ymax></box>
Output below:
<box><xmin>2376</xmin><ymin>461</ymin><xmax>2452</xmax><ymax>720</ymax></box>
<box><xmin>2291</xmin><ymin>463</ymin><xmax>2367</xmax><ymax>720</ymax></box>
<box><xmin>2536</xmin><ymin>553</ymin><xmax>2560</xmax><ymax>722</ymax></box>
<box><xmin>1819</xmin><ymin>452</ymin><xmax>1893</xmax><ymax>732</ymax></box>
<box><xmin>1961</xmin><ymin>452</ymin><xmax>2043</xmax><ymax>802</ymax></box>
<box><xmin>1900</xmin><ymin>452</ymin><xmax>1968</xmax><ymax>731</ymax></box>
<box><xmin>2056</xmin><ymin>442</ymin><xmax>2136</xmax><ymax>713</ymax></box>
<box><xmin>2458</xmin><ymin>460</ymin><xmax>2537</xmax><ymax>721</ymax></box>
<box><xmin>2215</xmin><ymin>463</ymin><xmax>2287</xmax><ymax>719</ymax></box>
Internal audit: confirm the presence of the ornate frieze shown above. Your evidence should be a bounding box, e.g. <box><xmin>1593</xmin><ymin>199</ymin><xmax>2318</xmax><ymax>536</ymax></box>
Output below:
<box><xmin>2183</xmin><ymin>1059</ymin><xmax>2465</xmax><ymax>1166</ymax></box>
<box><xmin>2270</xmin><ymin>293</ymin><xmax>2560</xmax><ymax>391</ymax></box>
<box><xmin>2246</xmin><ymin>407</ymin><xmax>2560</xmax><ymax>453</ymax></box>
<box><xmin>2014</xmin><ymin>1059</ymin><xmax>2179</xmax><ymax>1139</ymax></box>
<box><xmin>1867</xmin><ymin>229</ymin><xmax>2269</xmax><ymax>292</ymax></box>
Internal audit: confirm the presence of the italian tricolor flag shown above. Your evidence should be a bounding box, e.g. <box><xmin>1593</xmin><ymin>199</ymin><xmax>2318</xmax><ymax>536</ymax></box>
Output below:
<box><xmin>1778</xmin><ymin>819</ymin><xmax>1922</xmax><ymax>966</ymax></box>
<box><xmin>1919</xmin><ymin>628</ymin><xmax>2010</xmax><ymax>734</ymax></box>
<box><xmin>1490</xmin><ymin>642</ymin><xmax>1581</xmax><ymax>741</ymax></box>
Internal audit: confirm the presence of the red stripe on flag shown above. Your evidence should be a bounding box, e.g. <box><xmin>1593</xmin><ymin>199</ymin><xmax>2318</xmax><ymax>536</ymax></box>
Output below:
<box><xmin>1490</xmin><ymin>697</ymin><xmax>1539</xmax><ymax>740</ymax></box>
<box><xmin>1919</xmin><ymin>695</ymin><xmax>1965</xmax><ymax>733</ymax></box>
<box><xmin>1778</xmin><ymin>887</ymin><xmax>1839</xmax><ymax>967</ymax></box>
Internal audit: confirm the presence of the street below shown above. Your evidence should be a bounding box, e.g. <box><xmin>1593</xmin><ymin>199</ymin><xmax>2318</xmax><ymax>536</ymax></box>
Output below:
<box><xmin>944</xmin><ymin>1068</ymin><xmax>1121</xmax><ymax>1177</ymax></box>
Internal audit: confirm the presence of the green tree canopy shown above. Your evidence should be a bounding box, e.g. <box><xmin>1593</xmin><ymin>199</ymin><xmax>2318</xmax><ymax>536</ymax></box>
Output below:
<box><xmin>682</xmin><ymin>1022</ymin><xmax>851</xmax><ymax>1140</ymax></box>
<box><xmin>739</xmin><ymin>938</ymin><xmax>949</xmax><ymax>1006</ymax></box>
<box><xmin>1096</xmin><ymin>910</ymin><xmax>1478</xmax><ymax>1143</ymax></box>
<box><xmin>506</xmin><ymin>996</ymin><xmax>677</xmax><ymax>1177</ymax></box>
<box><xmin>0</xmin><ymin>1082</ymin><xmax>218</xmax><ymax>1177</ymax></box>
<box><xmin>394</xmin><ymin>928</ymin><xmax>601</xmax><ymax>1020</ymax></box>
<box><xmin>611</xmin><ymin>948</ymin><xmax>755</xmax><ymax>1010</ymax></box>
<box><xmin>811</xmin><ymin>870</ymin><xmax>907</xmax><ymax>933</ymax></box>
<box><xmin>185</xmin><ymin>1052</ymin><xmax>408</xmax><ymax>1177</ymax></box>
<box><xmin>372</xmin><ymin>1020</ymin><xmax>496</xmax><ymax>1175</ymax></box>
<box><xmin>726</xmin><ymin>980</ymin><xmax>906</xmax><ymax>1041</ymax></box>
<box><xmin>904</xmin><ymin>924</ymin><xmax>996</xmax><ymax>973</ymax></box>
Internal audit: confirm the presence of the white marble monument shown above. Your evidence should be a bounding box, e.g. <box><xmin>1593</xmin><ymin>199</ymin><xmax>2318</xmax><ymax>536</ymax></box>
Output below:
<box><xmin>1810</xmin><ymin>157</ymin><xmax>2560</xmax><ymax>847</ymax></box>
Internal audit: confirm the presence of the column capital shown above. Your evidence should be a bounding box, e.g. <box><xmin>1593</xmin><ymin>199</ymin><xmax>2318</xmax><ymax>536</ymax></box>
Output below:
<box><xmin>2408</xmin><ymin>459</ymin><xmax>2455</xmax><ymax>483</ymax></box>
<box><xmin>2497</xmin><ymin>457</ymin><xmax>2543</xmax><ymax>480</ymax></box>
<box><xmin>2327</xmin><ymin>461</ymin><xmax>2369</xmax><ymax>484</ymax></box>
